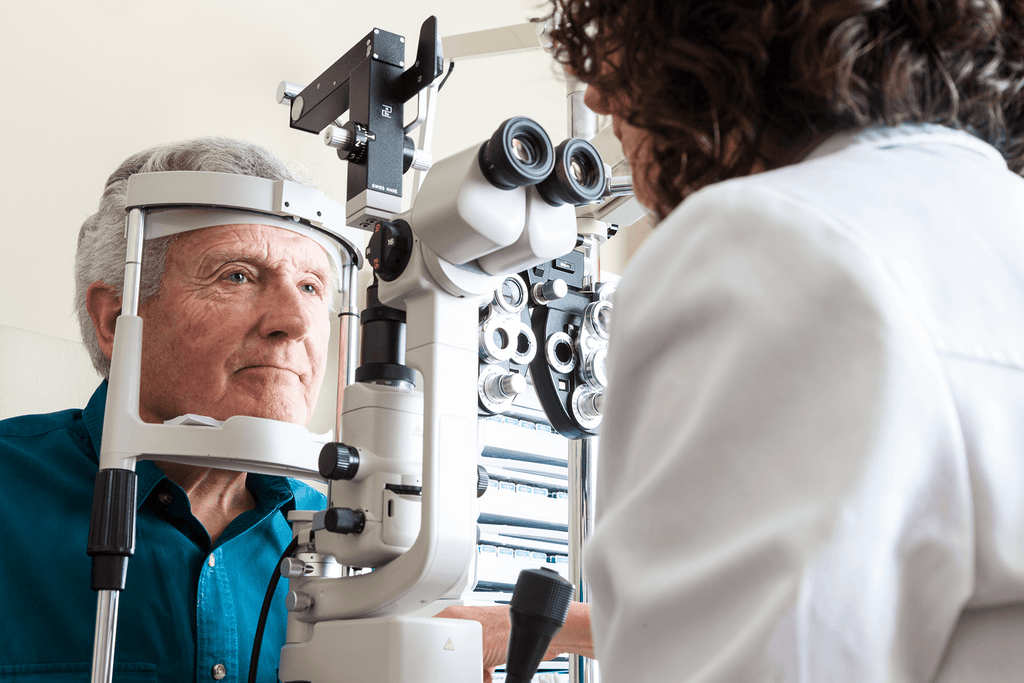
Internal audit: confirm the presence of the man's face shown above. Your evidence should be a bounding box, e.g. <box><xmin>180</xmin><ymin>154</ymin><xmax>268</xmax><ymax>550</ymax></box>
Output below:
<box><xmin>136</xmin><ymin>223</ymin><xmax>332</xmax><ymax>426</ymax></box>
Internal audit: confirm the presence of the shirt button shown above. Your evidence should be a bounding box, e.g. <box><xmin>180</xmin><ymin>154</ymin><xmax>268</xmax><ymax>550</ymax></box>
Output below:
<box><xmin>211</xmin><ymin>663</ymin><xmax>227</xmax><ymax>680</ymax></box>
<box><xmin>158</xmin><ymin>492</ymin><xmax>174</xmax><ymax>505</ymax></box>
<box><xmin>208</xmin><ymin>554</ymin><xmax>216</xmax><ymax>568</ymax></box>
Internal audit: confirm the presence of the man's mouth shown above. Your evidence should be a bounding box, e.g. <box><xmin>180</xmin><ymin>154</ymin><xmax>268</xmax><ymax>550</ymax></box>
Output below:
<box><xmin>238</xmin><ymin>365</ymin><xmax>302</xmax><ymax>377</ymax></box>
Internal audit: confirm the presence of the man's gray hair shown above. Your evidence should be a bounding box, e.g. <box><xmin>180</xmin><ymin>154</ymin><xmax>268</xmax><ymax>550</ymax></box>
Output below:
<box><xmin>74</xmin><ymin>136</ymin><xmax>314</xmax><ymax>378</ymax></box>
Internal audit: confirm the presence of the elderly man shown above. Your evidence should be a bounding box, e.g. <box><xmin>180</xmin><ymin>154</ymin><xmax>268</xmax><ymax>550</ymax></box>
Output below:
<box><xmin>0</xmin><ymin>137</ymin><xmax>591</xmax><ymax>682</ymax></box>
<box><xmin>0</xmin><ymin>137</ymin><xmax>332</xmax><ymax>683</ymax></box>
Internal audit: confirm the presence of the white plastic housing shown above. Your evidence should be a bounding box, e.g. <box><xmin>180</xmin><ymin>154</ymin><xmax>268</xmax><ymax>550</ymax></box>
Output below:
<box><xmin>315</xmin><ymin>382</ymin><xmax>425</xmax><ymax>568</ymax></box>
<box><xmin>287</xmin><ymin>289</ymin><xmax>480</xmax><ymax>621</ymax></box>
<box><xmin>410</xmin><ymin>144</ymin><xmax>527</xmax><ymax>265</ymax></box>
<box><xmin>280</xmin><ymin>616</ymin><xmax>482</xmax><ymax>683</ymax></box>
<box><xmin>476</xmin><ymin>185</ymin><xmax>577</xmax><ymax>275</ymax></box>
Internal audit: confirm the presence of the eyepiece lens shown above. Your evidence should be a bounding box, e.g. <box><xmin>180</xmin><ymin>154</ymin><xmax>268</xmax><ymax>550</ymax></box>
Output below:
<box><xmin>570</xmin><ymin>158</ymin><xmax>585</xmax><ymax>183</ymax></box>
<box><xmin>512</xmin><ymin>137</ymin><xmax>535</xmax><ymax>164</ymax></box>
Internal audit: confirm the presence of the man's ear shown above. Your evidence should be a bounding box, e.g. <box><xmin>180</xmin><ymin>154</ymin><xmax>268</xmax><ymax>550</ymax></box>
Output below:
<box><xmin>85</xmin><ymin>282</ymin><xmax>122</xmax><ymax>362</ymax></box>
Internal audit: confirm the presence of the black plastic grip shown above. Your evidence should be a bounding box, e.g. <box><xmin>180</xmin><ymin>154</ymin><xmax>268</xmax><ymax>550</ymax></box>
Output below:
<box><xmin>504</xmin><ymin>567</ymin><xmax>575</xmax><ymax>683</ymax></box>
<box><xmin>87</xmin><ymin>468</ymin><xmax>138</xmax><ymax>591</ymax></box>
<box><xmin>323</xmin><ymin>507</ymin><xmax>366</xmax><ymax>535</ymax></box>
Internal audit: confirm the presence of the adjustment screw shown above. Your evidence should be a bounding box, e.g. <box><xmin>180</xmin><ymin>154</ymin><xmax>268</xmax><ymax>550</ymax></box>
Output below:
<box><xmin>280</xmin><ymin>557</ymin><xmax>311</xmax><ymax>579</ymax></box>
<box><xmin>286</xmin><ymin>591</ymin><xmax>315</xmax><ymax>612</ymax></box>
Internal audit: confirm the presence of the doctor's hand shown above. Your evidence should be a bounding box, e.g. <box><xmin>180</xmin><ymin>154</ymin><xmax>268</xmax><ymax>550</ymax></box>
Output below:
<box><xmin>435</xmin><ymin>602</ymin><xmax>594</xmax><ymax>681</ymax></box>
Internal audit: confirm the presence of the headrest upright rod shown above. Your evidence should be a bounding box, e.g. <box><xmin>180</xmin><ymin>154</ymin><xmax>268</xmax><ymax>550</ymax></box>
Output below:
<box><xmin>122</xmin><ymin>208</ymin><xmax>146</xmax><ymax>317</ymax></box>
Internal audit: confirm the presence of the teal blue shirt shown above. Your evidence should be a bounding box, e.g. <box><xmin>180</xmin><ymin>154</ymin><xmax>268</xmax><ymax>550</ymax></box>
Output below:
<box><xmin>0</xmin><ymin>382</ymin><xmax>327</xmax><ymax>683</ymax></box>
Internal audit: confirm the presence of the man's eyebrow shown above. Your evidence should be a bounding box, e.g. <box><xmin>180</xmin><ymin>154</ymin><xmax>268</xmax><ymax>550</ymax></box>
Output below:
<box><xmin>200</xmin><ymin>251</ymin><xmax>330</xmax><ymax>281</ymax></box>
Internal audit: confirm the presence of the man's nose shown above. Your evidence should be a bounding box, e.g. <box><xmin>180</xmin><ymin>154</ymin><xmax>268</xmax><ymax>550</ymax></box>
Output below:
<box><xmin>258</xmin><ymin>281</ymin><xmax>314</xmax><ymax>340</ymax></box>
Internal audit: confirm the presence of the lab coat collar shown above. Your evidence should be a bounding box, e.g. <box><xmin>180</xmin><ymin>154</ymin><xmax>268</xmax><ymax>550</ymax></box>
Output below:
<box><xmin>804</xmin><ymin>123</ymin><xmax>1008</xmax><ymax>168</ymax></box>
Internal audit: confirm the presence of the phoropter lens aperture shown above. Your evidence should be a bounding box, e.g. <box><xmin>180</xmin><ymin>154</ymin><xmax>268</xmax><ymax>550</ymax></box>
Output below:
<box><xmin>537</xmin><ymin>138</ymin><xmax>607</xmax><ymax>206</ymax></box>
<box><xmin>479</xmin><ymin>117</ymin><xmax>555</xmax><ymax>190</ymax></box>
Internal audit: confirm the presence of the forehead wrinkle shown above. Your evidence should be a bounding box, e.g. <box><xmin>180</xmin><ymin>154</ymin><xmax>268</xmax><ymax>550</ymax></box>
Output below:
<box><xmin>172</xmin><ymin>224</ymin><xmax>333</xmax><ymax>287</ymax></box>
<box><xmin>196</xmin><ymin>247</ymin><xmax>330</xmax><ymax>281</ymax></box>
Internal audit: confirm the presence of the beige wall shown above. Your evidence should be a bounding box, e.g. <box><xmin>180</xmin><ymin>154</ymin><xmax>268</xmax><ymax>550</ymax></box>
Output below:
<box><xmin>0</xmin><ymin>0</ymin><xmax>635</xmax><ymax>423</ymax></box>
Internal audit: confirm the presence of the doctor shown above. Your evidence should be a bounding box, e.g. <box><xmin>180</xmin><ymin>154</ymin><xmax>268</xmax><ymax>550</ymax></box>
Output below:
<box><xmin>546</xmin><ymin>0</ymin><xmax>1024</xmax><ymax>680</ymax></box>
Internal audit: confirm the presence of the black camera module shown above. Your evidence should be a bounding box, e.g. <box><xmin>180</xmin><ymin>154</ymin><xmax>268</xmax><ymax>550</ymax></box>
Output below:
<box><xmin>537</xmin><ymin>137</ymin><xmax>606</xmax><ymax>206</ymax></box>
<box><xmin>478</xmin><ymin>117</ymin><xmax>555</xmax><ymax>190</ymax></box>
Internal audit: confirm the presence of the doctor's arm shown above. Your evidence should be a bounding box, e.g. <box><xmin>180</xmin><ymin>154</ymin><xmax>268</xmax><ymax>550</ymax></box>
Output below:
<box><xmin>437</xmin><ymin>602</ymin><xmax>594</xmax><ymax>673</ymax></box>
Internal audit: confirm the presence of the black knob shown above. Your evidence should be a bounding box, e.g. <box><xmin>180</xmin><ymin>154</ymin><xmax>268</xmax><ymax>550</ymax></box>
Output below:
<box><xmin>477</xmin><ymin>465</ymin><xmax>489</xmax><ymax>498</ymax></box>
<box><xmin>365</xmin><ymin>219</ymin><xmax>413</xmax><ymax>282</ymax></box>
<box><xmin>323</xmin><ymin>507</ymin><xmax>366</xmax><ymax>535</ymax></box>
<box><xmin>505</xmin><ymin>567</ymin><xmax>575</xmax><ymax>683</ymax></box>
<box><xmin>336</xmin><ymin>121</ymin><xmax>369</xmax><ymax>164</ymax></box>
<box><xmin>318</xmin><ymin>443</ymin><xmax>360</xmax><ymax>481</ymax></box>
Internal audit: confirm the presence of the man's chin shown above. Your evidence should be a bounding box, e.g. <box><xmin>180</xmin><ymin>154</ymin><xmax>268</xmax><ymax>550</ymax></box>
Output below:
<box><xmin>221</xmin><ymin>375</ymin><xmax>312</xmax><ymax>425</ymax></box>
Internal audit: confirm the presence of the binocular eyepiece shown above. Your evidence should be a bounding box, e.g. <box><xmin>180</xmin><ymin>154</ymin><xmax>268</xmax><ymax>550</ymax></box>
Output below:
<box><xmin>478</xmin><ymin>117</ymin><xmax>606</xmax><ymax>207</ymax></box>
<box><xmin>538</xmin><ymin>138</ymin><xmax>606</xmax><ymax>207</ymax></box>
<box><xmin>479</xmin><ymin>117</ymin><xmax>555</xmax><ymax>189</ymax></box>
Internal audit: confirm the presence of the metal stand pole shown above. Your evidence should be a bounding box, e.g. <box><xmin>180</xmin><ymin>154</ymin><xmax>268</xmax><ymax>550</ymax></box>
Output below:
<box><xmin>91</xmin><ymin>591</ymin><xmax>119</xmax><ymax>683</ymax></box>
<box><xmin>568</xmin><ymin>437</ymin><xmax>599</xmax><ymax>683</ymax></box>
<box><xmin>90</xmin><ymin>208</ymin><xmax>146</xmax><ymax>683</ymax></box>
<box><xmin>333</xmin><ymin>260</ymin><xmax>362</xmax><ymax>578</ymax></box>
<box><xmin>335</xmin><ymin>262</ymin><xmax>360</xmax><ymax>436</ymax></box>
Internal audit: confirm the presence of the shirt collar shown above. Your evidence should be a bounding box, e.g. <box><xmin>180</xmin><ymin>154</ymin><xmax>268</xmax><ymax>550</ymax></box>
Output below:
<box><xmin>804</xmin><ymin>123</ymin><xmax>1008</xmax><ymax>168</ymax></box>
<box><xmin>81</xmin><ymin>380</ymin><xmax>295</xmax><ymax>512</ymax></box>
<box><xmin>247</xmin><ymin>474</ymin><xmax>297</xmax><ymax>512</ymax></box>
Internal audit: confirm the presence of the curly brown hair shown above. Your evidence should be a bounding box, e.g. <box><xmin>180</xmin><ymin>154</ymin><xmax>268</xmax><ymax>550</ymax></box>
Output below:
<box><xmin>547</xmin><ymin>0</ymin><xmax>1024</xmax><ymax>219</ymax></box>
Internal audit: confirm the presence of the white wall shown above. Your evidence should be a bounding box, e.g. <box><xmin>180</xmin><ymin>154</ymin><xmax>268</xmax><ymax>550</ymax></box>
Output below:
<box><xmin>0</xmin><ymin>0</ymin><xmax>630</xmax><ymax>424</ymax></box>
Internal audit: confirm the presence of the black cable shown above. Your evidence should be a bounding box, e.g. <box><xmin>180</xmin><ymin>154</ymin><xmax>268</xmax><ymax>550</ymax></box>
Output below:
<box><xmin>438</xmin><ymin>61</ymin><xmax>456</xmax><ymax>90</ymax></box>
<box><xmin>248</xmin><ymin>536</ymin><xmax>299</xmax><ymax>683</ymax></box>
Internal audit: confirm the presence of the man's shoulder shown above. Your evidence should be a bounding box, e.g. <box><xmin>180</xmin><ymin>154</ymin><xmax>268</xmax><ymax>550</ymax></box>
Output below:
<box><xmin>0</xmin><ymin>407</ymin><xmax>97</xmax><ymax>500</ymax></box>
<box><xmin>0</xmin><ymin>408</ymin><xmax>85</xmax><ymax>441</ymax></box>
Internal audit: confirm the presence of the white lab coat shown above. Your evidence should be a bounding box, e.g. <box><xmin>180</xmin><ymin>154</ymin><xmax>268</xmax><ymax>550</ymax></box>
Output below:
<box><xmin>586</xmin><ymin>124</ymin><xmax>1024</xmax><ymax>682</ymax></box>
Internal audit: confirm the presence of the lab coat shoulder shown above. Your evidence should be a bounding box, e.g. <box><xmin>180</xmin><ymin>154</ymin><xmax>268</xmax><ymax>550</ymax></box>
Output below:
<box><xmin>589</xmin><ymin>178</ymin><xmax>971</xmax><ymax>682</ymax></box>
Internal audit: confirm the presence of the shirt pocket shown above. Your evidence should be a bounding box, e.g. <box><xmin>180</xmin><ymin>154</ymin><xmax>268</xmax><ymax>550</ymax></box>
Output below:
<box><xmin>0</xmin><ymin>662</ymin><xmax>158</xmax><ymax>683</ymax></box>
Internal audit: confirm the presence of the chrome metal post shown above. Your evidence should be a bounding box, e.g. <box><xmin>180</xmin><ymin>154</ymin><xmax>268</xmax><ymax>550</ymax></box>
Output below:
<box><xmin>567</xmin><ymin>75</ymin><xmax>598</xmax><ymax>142</ymax></box>
<box><xmin>335</xmin><ymin>262</ymin><xmax>361</xmax><ymax>436</ymax></box>
<box><xmin>608</xmin><ymin>176</ymin><xmax>634</xmax><ymax>197</ymax></box>
<box><xmin>568</xmin><ymin>436</ymin><xmax>599</xmax><ymax>683</ymax></box>
<box><xmin>122</xmin><ymin>209</ymin><xmax>146</xmax><ymax>316</ymax></box>
<box><xmin>580</xmin><ymin>234</ymin><xmax>602</xmax><ymax>290</ymax></box>
<box><xmin>91</xmin><ymin>591</ymin><xmax>120</xmax><ymax>683</ymax></box>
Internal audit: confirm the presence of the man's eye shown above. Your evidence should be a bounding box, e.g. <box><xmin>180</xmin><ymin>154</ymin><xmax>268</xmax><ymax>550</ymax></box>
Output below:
<box><xmin>226</xmin><ymin>272</ymin><xmax>248</xmax><ymax>284</ymax></box>
<box><xmin>300</xmin><ymin>283</ymin><xmax>318</xmax><ymax>295</ymax></box>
